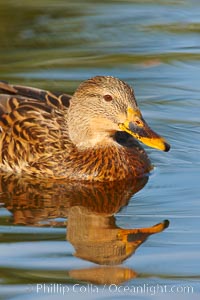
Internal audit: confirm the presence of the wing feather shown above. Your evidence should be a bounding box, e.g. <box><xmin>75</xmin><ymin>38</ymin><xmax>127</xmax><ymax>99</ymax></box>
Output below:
<box><xmin>0</xmin><ymin>81</ymin><xmax>71</xmax><ymax>174</ymax></box>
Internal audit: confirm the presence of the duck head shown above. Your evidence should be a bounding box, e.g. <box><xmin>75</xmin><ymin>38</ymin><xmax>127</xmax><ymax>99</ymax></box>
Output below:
<box><xmin>68</xmin><ymin>76</ymin><xmax>170</xmax><ymax>151</ymax></box>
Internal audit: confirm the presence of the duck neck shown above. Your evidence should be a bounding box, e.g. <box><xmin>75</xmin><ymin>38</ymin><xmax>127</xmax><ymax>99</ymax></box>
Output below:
<box><xmin>67</xmin><ymin>110</ymin><xmax>117</xmax><ymax>151</ymax></box>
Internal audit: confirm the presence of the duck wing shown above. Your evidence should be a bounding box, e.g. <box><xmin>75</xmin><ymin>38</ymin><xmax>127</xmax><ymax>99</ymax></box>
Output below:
<box><xmin>0</xmin><ymin>81</ymin><xmax>71</xmax><ymax>175</ymax></box>
<box><xmin>0</xmin><ymin>81</ymin><xmax>71</xmax><ymax>113</ymax></box>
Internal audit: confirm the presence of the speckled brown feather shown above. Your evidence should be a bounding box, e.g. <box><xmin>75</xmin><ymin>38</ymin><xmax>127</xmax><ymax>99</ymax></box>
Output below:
<box><xmin>0</xmin><ymin>79</ymin><xmax>151</xmax><ymax>181</ymax></box>
<box><xmin>0</xmin><ymin>82</ymin><xmax>71</xmax><ymax>176</ymax></box>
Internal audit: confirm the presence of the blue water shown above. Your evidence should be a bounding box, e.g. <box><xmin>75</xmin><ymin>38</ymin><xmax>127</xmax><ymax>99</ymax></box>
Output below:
<box><xmin>0</xmin><ymin>1</ymin><xmax>200</xmax><ymax>299</ymax></box>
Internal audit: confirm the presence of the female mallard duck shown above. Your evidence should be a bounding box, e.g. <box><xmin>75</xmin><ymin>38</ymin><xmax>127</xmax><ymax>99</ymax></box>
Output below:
<box><xmin>0</xmin><ymin>76</ymin><xmax>170</xmax><ymax>181</ymax></box>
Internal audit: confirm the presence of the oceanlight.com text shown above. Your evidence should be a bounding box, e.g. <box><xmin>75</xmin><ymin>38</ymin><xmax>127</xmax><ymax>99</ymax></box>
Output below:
<box><xmin>26</xmin><ymin>283</ymin><xmax>195</xmax><ymax>296</ymax></box>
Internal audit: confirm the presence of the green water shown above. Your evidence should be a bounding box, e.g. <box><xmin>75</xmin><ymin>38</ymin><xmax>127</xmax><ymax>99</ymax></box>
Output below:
<box><xmin>0</xmin><ymin>0</ymin><xmax>200</xmax><ymax>299</ymax></box>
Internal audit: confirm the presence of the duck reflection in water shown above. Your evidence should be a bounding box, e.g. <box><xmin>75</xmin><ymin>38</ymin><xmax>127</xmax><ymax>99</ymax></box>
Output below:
<box><xmin>1</xmin><ymin>174</ymin><xmax>169</xmax><ymax>284</ymax></box>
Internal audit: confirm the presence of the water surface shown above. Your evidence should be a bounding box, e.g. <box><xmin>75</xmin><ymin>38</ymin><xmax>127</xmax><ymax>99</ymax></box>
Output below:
<box><xmin>0</xmin><ymin>0</ymin><xmax>200</xmax><ymax>299</ymax></box>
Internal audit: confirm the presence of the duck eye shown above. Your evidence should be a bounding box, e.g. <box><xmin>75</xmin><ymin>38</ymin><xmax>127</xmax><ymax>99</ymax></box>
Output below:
<box><xmin>103</xmin><ymin>94</ymin><xmax>113</xmax><ymax>102</ymax></box>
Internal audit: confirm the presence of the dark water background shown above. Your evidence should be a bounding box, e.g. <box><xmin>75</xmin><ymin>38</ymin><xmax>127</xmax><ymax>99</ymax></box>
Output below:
<box><xmin>0</xmin><ymin>1</ymin><xmax>200</xmax><ymax>299</ymax></box>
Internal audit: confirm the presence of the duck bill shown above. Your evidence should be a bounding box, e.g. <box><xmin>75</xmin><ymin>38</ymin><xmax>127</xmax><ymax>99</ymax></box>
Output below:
<box><xmin>119</xmin><ymin>108</ymin><xmax>170</xmax><ymax>152</ymax></box>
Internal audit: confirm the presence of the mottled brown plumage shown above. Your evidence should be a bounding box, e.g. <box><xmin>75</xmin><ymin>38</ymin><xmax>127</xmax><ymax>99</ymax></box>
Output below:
<box><xmin>0</xmin><ymin>76</ymin><xmax>170</xmax><ymax>181</ymax></box>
